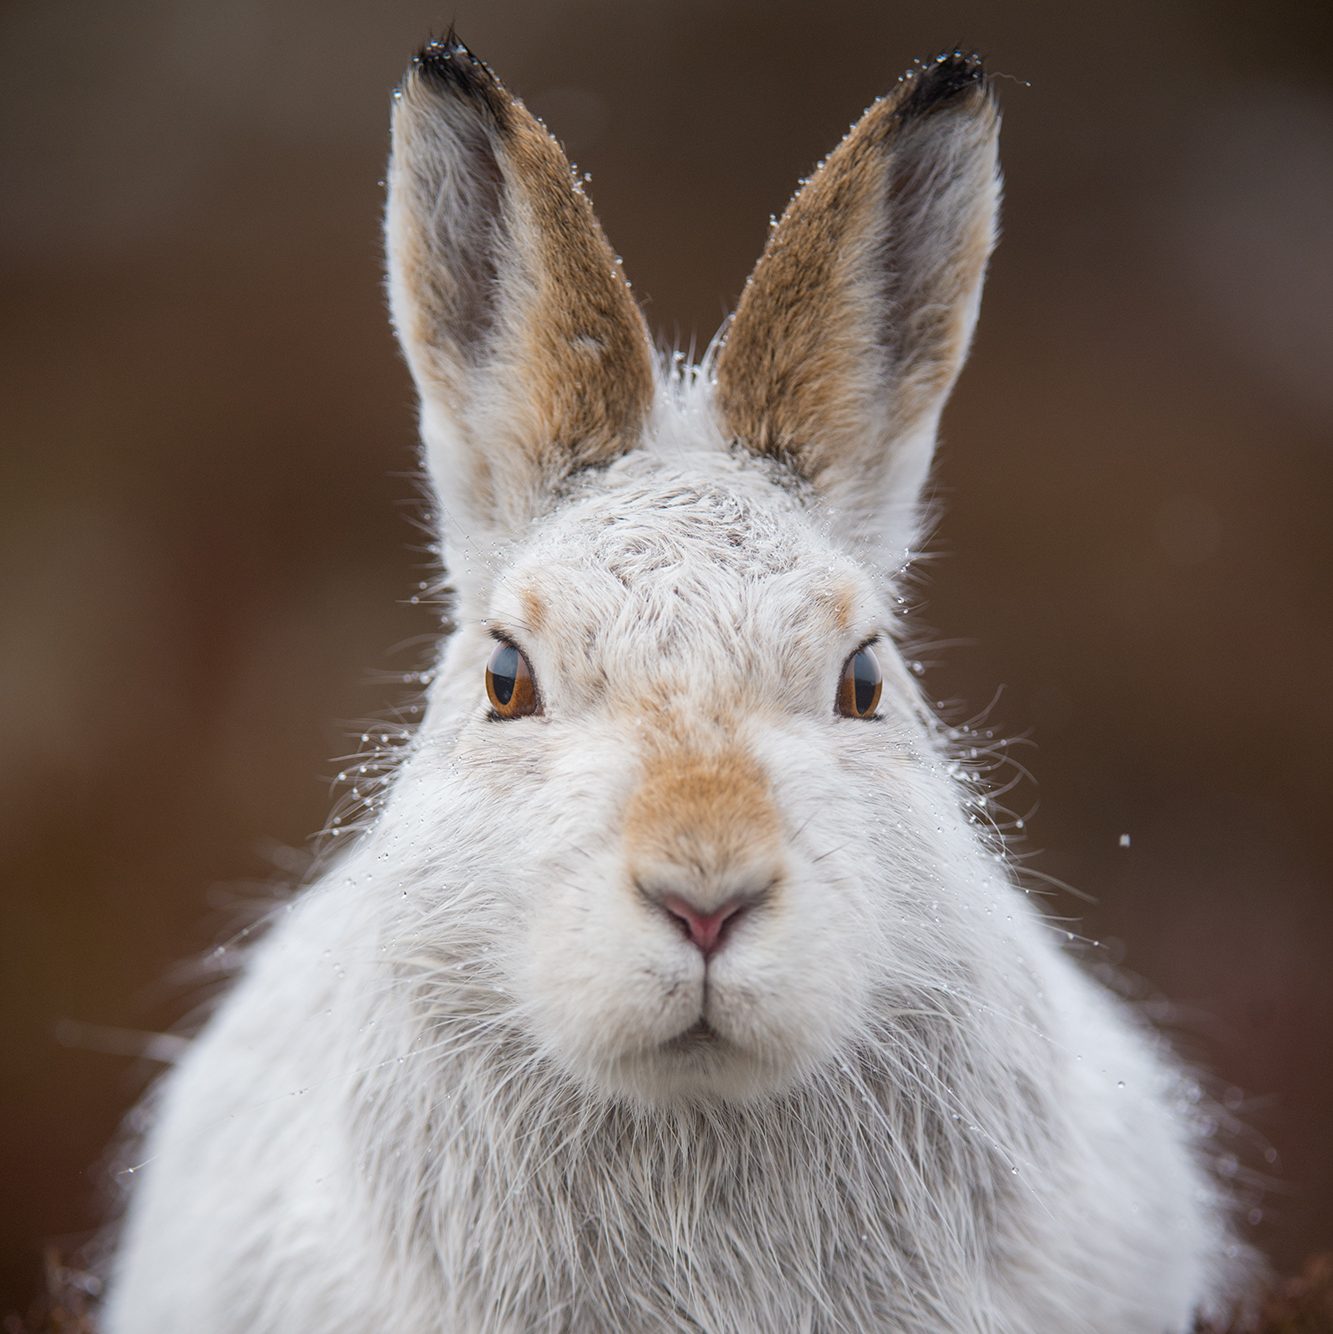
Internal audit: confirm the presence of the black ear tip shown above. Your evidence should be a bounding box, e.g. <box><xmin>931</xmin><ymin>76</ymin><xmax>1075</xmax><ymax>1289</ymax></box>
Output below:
<box><xmin>412</xmin><ymin>30</ymin><xmax>478</xmax><ymax>84</ymax></box>
<box><xmin>896</xmin><ymin>49</ymin><xmax>992</xmax><ymax>122</ymax></box>
<box><xmin>402</xmin><ymin>28</ymin><xmax>510</xmax><ymax>124</ymax></box>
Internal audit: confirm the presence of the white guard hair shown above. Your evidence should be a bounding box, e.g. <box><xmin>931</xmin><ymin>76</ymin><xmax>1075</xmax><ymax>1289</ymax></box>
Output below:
<box><xmin>103</xmin><ymin>36</ymin><xmax>1257</xmax><ymax>1334</ymax></box>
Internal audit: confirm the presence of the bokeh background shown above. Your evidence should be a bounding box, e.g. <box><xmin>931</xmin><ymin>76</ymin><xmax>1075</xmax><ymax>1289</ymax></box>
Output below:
<box><xmin>3</xmin><ymin>0</ymin><xmax>1331</xmax><ymax>1313</ymax></box>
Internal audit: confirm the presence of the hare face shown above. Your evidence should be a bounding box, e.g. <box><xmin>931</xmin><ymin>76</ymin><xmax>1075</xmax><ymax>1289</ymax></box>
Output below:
<box><xmin>470</xmin><ymin>462</ymin><xmax>907</xmax><ymax>1101</ymax></box>
<box><xmin>385</xmin><ymin>39</ymin><xmax>1000</xmax><ymax>1106</ymax></box>
<box><xmin>387</xmin><ymin>443</ymin><xmax>988</xmax><ymax>1107</ymax></box>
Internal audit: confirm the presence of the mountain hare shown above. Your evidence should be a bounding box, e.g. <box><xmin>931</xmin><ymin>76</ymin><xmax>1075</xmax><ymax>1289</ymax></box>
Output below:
<box><xmin>104</xmin><ymin>35</ymin><xmax>1254</xmax><ymax>1333</ymax></box>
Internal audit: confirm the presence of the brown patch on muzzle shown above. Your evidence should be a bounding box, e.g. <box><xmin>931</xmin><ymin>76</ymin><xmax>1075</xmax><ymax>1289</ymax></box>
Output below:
<box><xmin>624</xmin><ymin>742</ymin><xmax>784</xmax><ymax>905</ymax></box>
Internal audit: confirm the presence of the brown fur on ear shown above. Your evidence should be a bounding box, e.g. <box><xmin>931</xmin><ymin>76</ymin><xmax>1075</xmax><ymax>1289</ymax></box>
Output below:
<box><xmin>387</xmin><ymin>33</ymin><xmax>654</xmax><ymax>542</ymax></box>
<box><xmin>715</xmin><ymin>52</ymin><xmax>1001</xmax><ymax>558</ymax></box>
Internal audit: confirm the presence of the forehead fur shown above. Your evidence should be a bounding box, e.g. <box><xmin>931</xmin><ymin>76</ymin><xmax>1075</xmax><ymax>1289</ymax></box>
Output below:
<box><xmin>492</xmin><ymin>414</ymin><xmax>878</xmax><ymax>681</ymax></box>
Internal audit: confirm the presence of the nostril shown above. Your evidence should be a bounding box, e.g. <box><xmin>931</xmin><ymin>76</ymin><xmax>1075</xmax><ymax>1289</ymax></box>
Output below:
<box><xmin>659</xmin><ymin>894</ymin><xmax>752</xmax><ymax>958</ymax></box>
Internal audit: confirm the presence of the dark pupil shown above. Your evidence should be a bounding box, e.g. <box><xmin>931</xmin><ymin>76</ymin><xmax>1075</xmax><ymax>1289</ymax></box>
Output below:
<box><xmin>490</xmin><ymin>646</ymin><xmax>518</xmax><ymax>706</ymax></box>
<box><xmin>852</xmin><ymin>650</ymin><xmax>877</xmax><ymax>714</ymax></box>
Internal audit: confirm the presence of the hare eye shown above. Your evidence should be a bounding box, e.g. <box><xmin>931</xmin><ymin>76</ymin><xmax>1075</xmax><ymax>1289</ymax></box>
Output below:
<box><xmin>837</xmin><ymin>645</ymin><xmax>883</xmax><ymax>718</ymax></box>
<box><xmin>485</xmin><ymin>642</ymin><xmax>539</xmax><ymax>718</ymax></box>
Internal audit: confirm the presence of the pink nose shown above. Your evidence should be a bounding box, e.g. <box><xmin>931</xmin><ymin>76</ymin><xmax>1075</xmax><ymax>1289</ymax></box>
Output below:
<box><xmin>659</xmin><ymin>894</ymin><xmax>751</xmax><ymax>958</ymax></box>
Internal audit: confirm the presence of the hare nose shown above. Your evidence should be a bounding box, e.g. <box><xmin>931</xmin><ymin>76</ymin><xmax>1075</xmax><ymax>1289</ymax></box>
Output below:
<box><xmin>657</xmin><ymin>893</ymin><xmax>756</xmax><ymax>958</ymax></box>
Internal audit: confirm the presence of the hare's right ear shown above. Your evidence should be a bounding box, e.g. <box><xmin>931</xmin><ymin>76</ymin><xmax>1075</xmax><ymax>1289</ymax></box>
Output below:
<box><xmin>716</xmin><ymin>54</ymin><xmax>1000</xmax><ymax>563</ymax></box>
<box><xmin>386</xmin><ymin>36</ymin><xmax>655</xmax><ymax>594</ymax></box>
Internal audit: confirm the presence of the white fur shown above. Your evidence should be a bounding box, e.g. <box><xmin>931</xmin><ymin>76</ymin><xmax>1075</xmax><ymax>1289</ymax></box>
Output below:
<box><xmin>103</xmin><ymin>48</ymin><xmax>1253</xmax><ymax>1334</ymax></box>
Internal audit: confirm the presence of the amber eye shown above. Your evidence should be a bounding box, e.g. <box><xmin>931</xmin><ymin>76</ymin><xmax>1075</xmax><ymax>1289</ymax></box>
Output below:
<box><xmin>837</xmin><ymin>645</ymin><xmax>883</xmax><ymax>718</ymax></box>
<box><xmin>485</xmin><ymin>641</ymin><xmax>540</xmax><ymax>718</ymax></box>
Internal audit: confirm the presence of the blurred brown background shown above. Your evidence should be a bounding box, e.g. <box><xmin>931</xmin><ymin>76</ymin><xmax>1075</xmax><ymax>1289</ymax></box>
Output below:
<box><xmin>3</xmin><ymin>0</ymin><xmax>1331</xmax><ymax>1313</ymax></box>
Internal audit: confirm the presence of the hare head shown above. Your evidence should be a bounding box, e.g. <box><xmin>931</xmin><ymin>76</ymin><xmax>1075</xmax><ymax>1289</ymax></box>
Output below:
<box><xmin>384</xmin><ymin>37</ymin><xmax>1001</xmax><ymax>1107</ymax></box>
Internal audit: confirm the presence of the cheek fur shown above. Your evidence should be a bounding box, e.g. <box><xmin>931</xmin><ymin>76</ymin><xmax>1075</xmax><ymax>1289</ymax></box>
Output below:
<box><xmin>519</xmin><ymin>857</ymin><xmax>699</xmax><ymax>1068</ymax></box>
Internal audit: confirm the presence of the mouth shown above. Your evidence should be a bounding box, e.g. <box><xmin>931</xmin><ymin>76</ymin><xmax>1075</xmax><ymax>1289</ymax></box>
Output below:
<box><xmin>602</xmin><ymin>1015</ymin><xmax>786</xmax><ymax>1104</ymax></box>
<box><xmin>660</xmin><ymin>1018</ymin><xmax>722</xmax><ymax>1055</ymax></box>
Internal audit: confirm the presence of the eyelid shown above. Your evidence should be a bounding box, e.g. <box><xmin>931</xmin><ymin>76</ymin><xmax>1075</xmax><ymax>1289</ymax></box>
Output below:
<box><xmin>486</xmin><ymin>624</ymin><xmax>526</xmax><ymax>652</ymax></box>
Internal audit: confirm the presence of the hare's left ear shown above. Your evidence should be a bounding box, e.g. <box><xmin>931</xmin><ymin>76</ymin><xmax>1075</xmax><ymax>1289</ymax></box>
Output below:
<box><xmin>716</xmin><ymin>54</ymin><xmax>1000</xmax><ymax>561</ymax></box>
<box><xmin>386</xmin><ymin>35</ymin><xmax>655</xmax><ymax>594</ymax></box>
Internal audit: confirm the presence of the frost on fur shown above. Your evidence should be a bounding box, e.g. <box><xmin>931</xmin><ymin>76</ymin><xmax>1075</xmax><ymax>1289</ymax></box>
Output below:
<box><xmin>103</xmin><ymin>37</ymin><xmax>1258</xmax><ymax>1334</ymax></box>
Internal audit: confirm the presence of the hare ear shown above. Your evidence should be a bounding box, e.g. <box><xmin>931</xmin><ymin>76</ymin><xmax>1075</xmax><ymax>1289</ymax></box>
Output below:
<box><xmin>715</xmin><ymin>53</ymin><xmax>1000</xmax><ymax>561</ymax></box>
<box><xmin>386</xmin><ymin>35</ymin><xmax>655</xmax><ymax>587</ymax></box>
